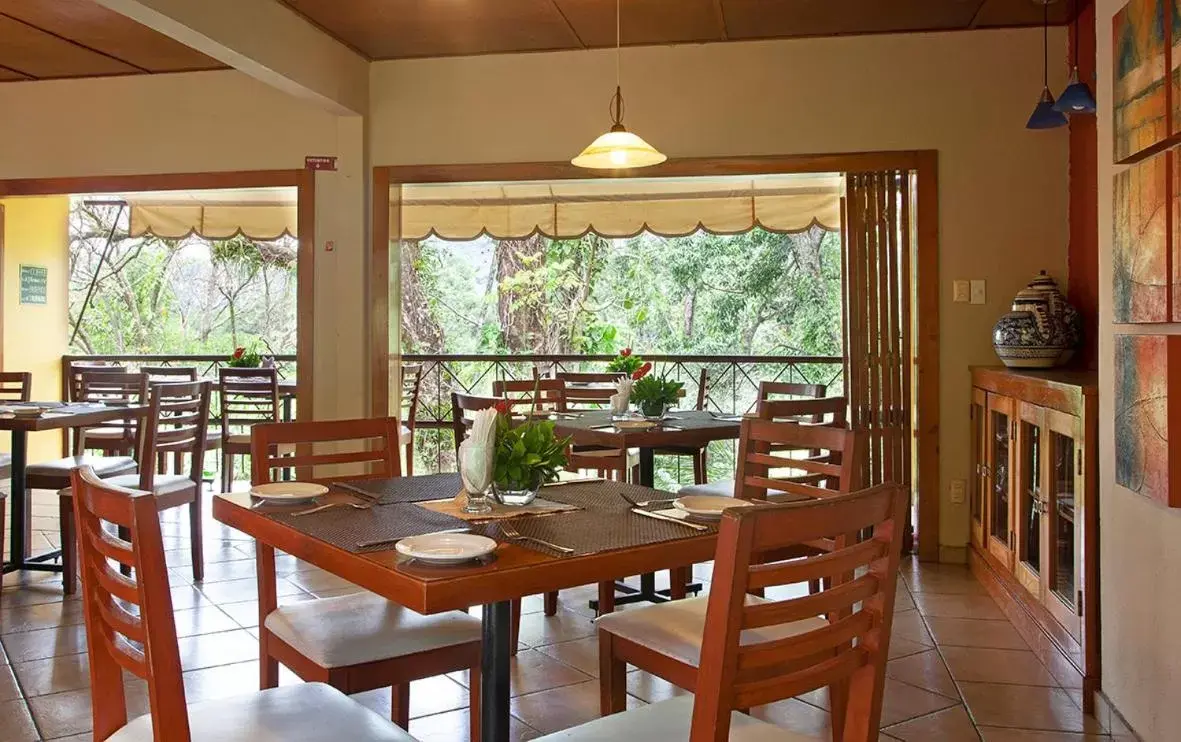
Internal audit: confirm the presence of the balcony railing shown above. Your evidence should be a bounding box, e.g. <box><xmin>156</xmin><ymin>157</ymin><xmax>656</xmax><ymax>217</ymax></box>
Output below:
<box><xmin>401</xmin><ymin>353</ymin><xmax>843</xmax><ymax>488</ymax></box>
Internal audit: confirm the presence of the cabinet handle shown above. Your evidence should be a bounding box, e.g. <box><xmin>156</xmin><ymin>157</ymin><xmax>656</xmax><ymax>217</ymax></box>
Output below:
<box><xmin>1077</xmin><ymin>449</ymin><xmax>1083</xmax><ymax>477</ymax></box>
<box><xmin>1076</xmin><ymin>590</ymin><xmax>1083</xmax><ymax>617</ymax></box>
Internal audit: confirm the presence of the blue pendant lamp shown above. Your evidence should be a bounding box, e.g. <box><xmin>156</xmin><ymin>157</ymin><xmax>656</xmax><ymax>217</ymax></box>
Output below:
<box><xmin>1054</xmin><ymin>0</ymin><xmax>1097</xmax><ymax>113</ymax></box>
<box><xmin>1028</xmin><ymin>0</ymin><xmax>1068</xmax><ymax>129</ymax></box>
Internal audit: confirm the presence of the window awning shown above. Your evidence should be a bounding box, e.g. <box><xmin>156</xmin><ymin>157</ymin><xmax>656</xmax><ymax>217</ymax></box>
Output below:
<box><xmin>394</xmin><ymin>173</ymin><xmax>843</xmax><ymax>241</ymax></box>
<box><xmin>120</xmin><ymin>188</ymin><xmax>298</xmax><ymax>241</ymax></box>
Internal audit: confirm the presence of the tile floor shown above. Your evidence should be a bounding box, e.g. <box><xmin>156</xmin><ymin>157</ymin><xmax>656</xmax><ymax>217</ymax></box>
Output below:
<box><xmin>0</xmin><ymin>488</ymin><xmax>1135</xmax><ymax>741</ymax></box>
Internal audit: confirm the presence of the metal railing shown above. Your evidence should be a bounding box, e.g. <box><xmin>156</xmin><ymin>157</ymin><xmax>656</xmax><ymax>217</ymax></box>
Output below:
<box><xmin>401</xmin><ymin>353</ymin><xmax>844</xmax><ymax>486</ymax></box>
<box><xmin>60</xmin><ymin>353</ymin><xmax>297</xmax><ymax>384</ymax></box>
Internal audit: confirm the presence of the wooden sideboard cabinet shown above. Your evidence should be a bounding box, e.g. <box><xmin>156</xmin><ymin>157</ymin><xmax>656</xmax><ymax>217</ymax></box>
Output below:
<box><xmin>968</xmin><ymin>367</ymin><xmax>1099</xmax><ymax>708</ymax></box>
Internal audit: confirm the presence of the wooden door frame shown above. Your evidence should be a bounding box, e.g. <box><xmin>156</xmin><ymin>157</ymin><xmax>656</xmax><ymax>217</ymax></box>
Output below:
<box><xmin>371</xmin><ymin>150</ymin><xmax>941</xmax><ymax>561</ymax></box>
<box><xmin>0</xmin><ymin>170</ymin><xmax>316</xmax><ymax>422</ymax></box>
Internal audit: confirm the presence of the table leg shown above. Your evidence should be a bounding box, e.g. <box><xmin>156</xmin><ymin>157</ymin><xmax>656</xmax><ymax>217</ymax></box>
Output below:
<box><xmin>481</xmin><ymin>600</ymin><xmax>512</xmax><ymax>742</ymax></box>
<box><xmin>7</xmin><ymin>430</ymin><xmax>27</xmax><ymax>570</ymax></box>
<box><xmin>638</xmin><ymin>446</ymin><xmax>655</xmax><ymax>488</ymax></box>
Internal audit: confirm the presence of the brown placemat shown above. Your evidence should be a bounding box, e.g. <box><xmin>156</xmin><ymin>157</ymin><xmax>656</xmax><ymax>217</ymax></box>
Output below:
<box><xmin>335</xmin><ymin>473</ymin><xmax>465</xmax><ymax>504</ymax></box>
<box><xmin>265</xmin><ymin>503</ymin><xmax>472</xmax><ymax>553</ymax></box>
<box><xmin>417</xmin><ymin>495</ymin><xmax>580</xmax><ymax>522</ymax></box>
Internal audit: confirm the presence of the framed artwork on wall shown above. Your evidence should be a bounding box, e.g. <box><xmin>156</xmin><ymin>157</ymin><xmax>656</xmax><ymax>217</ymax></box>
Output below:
<box><xmin>1113</xmin><ymin>150</ymin><xmax>1172</xmax><ymax>322</ymax></box>
<box><xmin>1114</xmin><ymin>333</ymin><xmax>1181</xmax><ymax>507</ymax></box>
<box><xmin>1114</xmin><ymin>0</ymin><xmax>1170</xmax><ymax>163</ymax></box>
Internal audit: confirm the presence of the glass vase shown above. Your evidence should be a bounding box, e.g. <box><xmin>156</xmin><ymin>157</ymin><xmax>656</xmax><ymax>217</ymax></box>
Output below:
<box><xmin>459</xmin><ymin>442</ymin><xmax>494</xmax><ymax>515</ymax></box>
<box><xmin>492</xmin><ymin>475</ymin><xmax>542</xmax><ymax>506</ymax></box>
<box><xmin>636</xmin><ymin>400</ymin><xmax>671</xmax><ymax>420</ymax></box>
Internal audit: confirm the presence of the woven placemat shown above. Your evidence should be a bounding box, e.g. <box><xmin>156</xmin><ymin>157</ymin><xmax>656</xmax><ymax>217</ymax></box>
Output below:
<box><xmin>265</xmin><ymin>503</ymin><xmax>471</xmax><ymax>553</ymax></box>
<box><xmin>335</xmin><ymin>473</ymin><xmax>465</xmax><ymax>504</ymax></box>
<box><xmin>417</xmin><ymin>495</ymin><xmax>579</xmax><ymax>522</ymax></box>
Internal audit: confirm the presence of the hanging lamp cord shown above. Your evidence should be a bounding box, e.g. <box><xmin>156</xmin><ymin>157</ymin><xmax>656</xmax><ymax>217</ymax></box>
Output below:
<box><xmin>609</xmin><ymin>0</ymin><xmax>626</xmax><ymax>129</ymax></box>
<box><xmin>1043</xmin><ymin>1</ymin><xmax>1050</xmax><ymax>87</ymax></box>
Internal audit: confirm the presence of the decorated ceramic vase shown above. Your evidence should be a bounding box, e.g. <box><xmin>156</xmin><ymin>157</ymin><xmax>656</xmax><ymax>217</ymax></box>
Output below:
<box><xmin>992</xmin><ymin>271</ymin><xmax>1083</xmax><ymax>369</ymax></box>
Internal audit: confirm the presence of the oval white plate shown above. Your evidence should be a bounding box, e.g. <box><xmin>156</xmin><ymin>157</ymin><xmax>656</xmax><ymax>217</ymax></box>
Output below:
<box><xmin>395</xmin><ymin>533</ymin><xmax>497</xmax><ymax>565</ymax></box>
<box><xmin>614</xmin><ymin>419</ymin><xmax>656</xmax><ymax>430</ymax></box>
<box><xmin>673</xmin><ymin>495</ymin><xmax>756</xmax><ymax>519</ymax></box>
<box><xmin>249</xmin><ymin>482</ymin><xmax>329</xmax><ymax>502</ymax></box>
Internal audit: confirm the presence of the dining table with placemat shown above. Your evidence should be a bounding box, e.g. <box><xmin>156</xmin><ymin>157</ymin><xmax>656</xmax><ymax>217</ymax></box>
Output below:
<box><xmin>212</xmin><ymin>473</ymin><xmax>732</xmax><ymax>742</ymax></box>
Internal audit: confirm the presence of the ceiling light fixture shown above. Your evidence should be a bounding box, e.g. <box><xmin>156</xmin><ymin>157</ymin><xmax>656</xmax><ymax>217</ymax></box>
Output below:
<box><xmin>1027</xmin><ymin>0</ymin><xmax>1068</xmax><ymax>129</ymax></box>
<box><xmin>1054</xmin><ymin>0</ymin><xmax>1097</xmax><ymax>114</ymax></box>
<box><xmin>571</xmin><ymin>0</ymin><xmax>666</xmax><ymax>169</ymax></box>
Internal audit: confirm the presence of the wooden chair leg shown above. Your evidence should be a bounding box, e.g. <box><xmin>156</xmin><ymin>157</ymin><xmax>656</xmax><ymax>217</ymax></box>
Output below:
<box><xmin>468</xmin><ymin>662</ymin><xmax>481</xmax><ymax>742</ymax></box>
<box><xmin>156</xmin><ymin>452</ymin><xmax>167</xmax><ymax>476</ymax></box>
<box><xmin>829</xmin><ymin>677</ymin><xmax>850</xmax><ymax>742</ymax></box>
<box><xmin>597</xmin><ymin>580</ymin><xmax>616</xmax><ymax>616</ymax></box>
<box><xmin>59</xmin><ymin>494</ymin><xmax>76</xmax><ymax>596</ymax></box>
<box><xmin>390</xmin><ymin>684</ymin><xmax>410</xmax><ymax>729</ymax></box>
<box><xmin>692</xmin><ymin>450</ymin><xmax>706</xmax><ymax>485</ymax></box>
<box><xmin>598</xmin><ymin>630</ymin><xmax>627</xmax><ymax>716</ymax></box>
<box><xmin>189</xmin><ymin>497</ymin><xmax>204</xmax><ymax>582</ymax></box>
<box><xmin>543</xmin><ymin>591</ymin><xmax>558</xmax><ymax>616</ymax></box>
<box><xmin>510</xmin><ymin>598</ymin><xmax>521</xmax><ymax>657</ymax></box>
<box><xmin>404</xmin><ymin>441</ymin><xmax>414</xmax><ymax>476</ymax></box>
<box><xmin>669</xmin><ymin>566</ymin><xmax>689</xmax><ymax>600</ymax></box>
<box><xmin>221</xmin><ymin>452</ymin><xmax>233</xmax><ymax>493</ymax></box>
<box><xmin>257</xmin><ymin>544</ymin><xmax>280</xmax><ymax>689</ymax></box>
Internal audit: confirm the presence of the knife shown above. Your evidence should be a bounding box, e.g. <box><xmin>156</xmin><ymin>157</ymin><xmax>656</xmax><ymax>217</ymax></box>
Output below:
<box><xmin>630</xmin><ymin>508</ymin><xmax>709</xmax><ymax>531</ymax></box>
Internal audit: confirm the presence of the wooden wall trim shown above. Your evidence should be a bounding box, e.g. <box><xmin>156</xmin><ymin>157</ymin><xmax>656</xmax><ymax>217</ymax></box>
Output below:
<box><xmin>296</xmin><ymin>170</ymin><xmax>316</xmax><ymax>422</ymax></box>
<box><xmin>0</xmin><ymin>205</ymin><xmax>4</xmax><ymax>373</ymax></box>
<box><xmin>1067</xmin><ymin>0</ymin><xmax>1099</xmax><ymax>370</ymax></box>
<box><xmin>371</xmin><ymin>167</ymin><xmax>391</xmax><ymax>418</ymax></box>
<box><xmin>0</xmin><ymin>170</ymin><xmax>303</xmax><ymax>198</ymax></box>
<box><xmin>915</xmin><ymin>150</ymin><xmax>941</xmax><ymax>562</ymax></box>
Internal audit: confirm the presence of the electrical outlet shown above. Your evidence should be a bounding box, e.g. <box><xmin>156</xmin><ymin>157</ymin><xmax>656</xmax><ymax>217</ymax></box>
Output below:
<box><xmin>953</xmin><ymin>280</ymin><xmax>970</xmax><ymax>303</ymax></box>
<box><xmin>949</xmin><ymin>479</ymin><xmax>967</xmax><ymax>504</ymax></box>
<box><xmin>970</xmin><ymin>280</ymin><xmax>987</xmax><ymax>305</ymax></box>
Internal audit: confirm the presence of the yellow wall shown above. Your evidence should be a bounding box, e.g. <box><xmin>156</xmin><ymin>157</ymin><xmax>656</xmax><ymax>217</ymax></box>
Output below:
<box><xmin>369</xmin><ymin>28</ymin><xmax>1072</xmax><ymax>555</ymax></box>
<box><xmin>1096</xmin><ymin>2</ymin><xmax>1181</xmax><ymax>738</ymax></box>
<box><xmin>1</xmin><ymin>196</ymin><xmax>70</xmax><ymax>462</ymax></box>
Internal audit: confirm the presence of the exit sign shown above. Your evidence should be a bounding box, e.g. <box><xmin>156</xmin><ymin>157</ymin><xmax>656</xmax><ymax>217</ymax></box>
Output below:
<box><xmin>305</xmin><ymin>156</ymin><xmax>337</xmax><ymax>171</ymax></box>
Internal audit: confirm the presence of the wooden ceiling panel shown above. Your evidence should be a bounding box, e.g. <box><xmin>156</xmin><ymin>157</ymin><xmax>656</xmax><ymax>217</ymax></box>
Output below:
<box><xmin>281</xmin><ymin>0</ymin><xmax>583</xmax><ymax>59</ymax></box>
<box><xmin>0</xmin><ymin>0</ymin><xmax>223</xmax><ymax>73</ymax></box>
<box><xmin>0</xmin><ymin>66</ymin><xmax>31</xmax><ymax>81</ymax></box>
<box><xmin>721</xmin><ymin>0</ymin><xmax>986</xmax><ymax>39</ymax></box>
<box><xmin>552</xmin><ymin>0</ymin><xmax>725</xmax><ymax>47</ymax></box>
<box><xmin>0</xmin><ymin>13</ymin><xmax>139</xmax><ymax>78</ymax></box>
<box><xmin>972</xmin><ymin>0</ymin><xmax>1073</xmax><ymax>28</ymax></box>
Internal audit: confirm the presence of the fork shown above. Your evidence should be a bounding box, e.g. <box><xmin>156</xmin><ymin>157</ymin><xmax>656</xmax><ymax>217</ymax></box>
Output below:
<box><xmin>292</xmin><ymin>499</ymin><xmax>376</xmax><ymax>517</ymax></box>
<box><xmin>500</xmin><ymin>523</ymin><xmax>574</xmax><ymax>554</ymax></box>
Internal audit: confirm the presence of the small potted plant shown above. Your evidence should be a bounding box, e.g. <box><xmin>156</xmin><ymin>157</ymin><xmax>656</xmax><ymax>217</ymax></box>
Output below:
<box><xmin>227</xmin><ymin>344</ymin><xmax>262</xmax><ymax>368</ymax></box>
<box><xmin>491</xmin><ymin>399</ymin><xmax>572</xmax><ymax>506</ymax></box>
<box><xmin>607</xmin><ymin>347</ymin><xmax>644</xmax><ymax>375</ymax></box>
<box><xmin>630</xmin><ymin>365</ymin><xmax>683</xmax><ymax>420</ymax></box>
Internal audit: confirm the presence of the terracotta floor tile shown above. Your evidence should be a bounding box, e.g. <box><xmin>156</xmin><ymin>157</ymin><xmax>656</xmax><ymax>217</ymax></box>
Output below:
<box><xmin>13</xmin><ymin>652</ymin><xmax>92</xmax><ymax>697</ymax></box>
<box><xmin>0</xmin><ymin>600</ymin><xmax>87</xmax><ymax>635</ymax></box>
<box><xmin>176</xmin><ymin>629</ymin><xmax>260</xmax><ymax>671</ymax></box>
<box><xmin>959</xmin><ymin>683</ymin><xmax>1105</xmax><ymax>734</ymax></box>
<box><xmin>798</xmin><ymin>678</ymin><xmax>960</xmax><ymax>727</ymax></box>
<box><xmin>215</xmin><ymin>592</ymin><xmax>318</xmax><ymax>629</ymax></box>
<box><xmin>895</xmin><ymin>585</ymin><xmax>917</xmax><ymax>612</ymax></box>
<box><xmin>0</xmin><ymin>583</ymin><xmax>71</xmax><ymax>609</ymax></box>
<box><xmin>410</xmin><ymin>707</ymin><xmax>539</xmax><ymax>742</ymax></box>
<box><xmin>450</xmin><ymin>649</ymin><xmax>592</xmax><ymax>697</ymax></box>
<box><xmin>26</xmin><ymin>685</ymin><xmax>148</xmax><ymax>740</ymax></box>
<box><xmin>0</xmin><ymin>699</ymin><xmax>39</xmax><ymax>742</ymax></box>
<box><xmin>978</xmin><ymin>729</ymin><xmax>1113</xmax><ymax>741</ymax></box>
<box><xmin>514</xmin><ymin>609</ymin><xmax>596</xmax><ymax>648</ymax></box>
<box><xmin>626</xmin><ymin>670</ymin><xmax>689</xmax><ymax>704</ymax></box>
<box><xmin>940</xmin><ymin>647</ymin><xmax>1058</xmax><ymax>686</ymax></box>
<box><xmin>903</xmin><ymin>564</ymin><xmax>987</xmax><ymax>595</ymax></box>
<box><xmin>887</xmin><ymin>649</ymin><xmax>961</xmax><ymax>699</ymax></box>
<box><xmin>749</xmin><ymin>697</ymin><xmax>832</xmax><ymax>738</ymax></box>
<box><xmin>885</xmin><ymin>704</ymin><xmax>981</xmax><ymax>741</ymax></box>
<box><xmin>195</xmin><ymin>575</ymin><xmax>306</xmax><ymax>604</ymax></box>
<box><xmin>890</xmin><ymin>636</ymin><xmax>936</xmax><ymax>660</ymax></box>
<box><xmin>0</xmin><ymin>662</ymin><xmax>22</xmax><ymax>702</ymax></box>
<box><xmin>171</xmin><ymin>605</ymin><xmax>240</xmax><ymax>638</ymax></box>
<box><xmin>533</xmin><ymin>637</ymin><xmax>601</xmax><ymax>677</ymax></box>
<box><xmin>510</xmin><ymin>679</ymin><xmax>644</xmax><ymax>734</ymax></box>
<box><xmin>925</xmin><ymin>617</ymin><xmax>1030</xmax><ymax>650</ymax></box>
<box><xmin>1</xmin><ymin>623</ymin><xmax>88</xmax><ymax>662</ymax></box>
<box><xmin>892</xmin><ymin>609</ymin><xmax>936</xmax><ymax>647</ymax></box>
<box><xmin>912</xmin><ymin>592</ymin><xmax>1006</xmax><ymax>620</ymax></box>
<box><xmin>350</xmin><ymin>675</ymin><xmax>475</xmax><ymax>720</ymax></box>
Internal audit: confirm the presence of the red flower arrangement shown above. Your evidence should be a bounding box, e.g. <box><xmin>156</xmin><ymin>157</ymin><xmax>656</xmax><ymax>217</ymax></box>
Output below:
<box><xmin>607</xmin><ymin>348</ymin><xmax>644</xmax><ymax>374</ymax></box>
<box><xmin>631</xmin><ymin>361</ymin><xmax>653</xmax><ymax>380</ymax></box>
<box><xmin>493</xmin><ymin>400</ymin><xmax>511</xmax><ymax>416</ymax></box>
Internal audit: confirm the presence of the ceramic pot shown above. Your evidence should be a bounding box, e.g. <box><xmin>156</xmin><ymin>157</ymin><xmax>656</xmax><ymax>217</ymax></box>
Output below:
<box><xmin>992</xmin><ymin>271</ymin><xmax>1082</xmax><ymax>369</ymax></box>
<box><xmin>635</xmin><ymin>400</ymin><xmax>671</xmax><ymax>420</ymax></box>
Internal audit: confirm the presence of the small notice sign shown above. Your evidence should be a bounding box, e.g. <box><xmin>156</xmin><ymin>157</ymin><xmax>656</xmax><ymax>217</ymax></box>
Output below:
<box><xmin>19</xmin><ymin>264</ymin><xmax>47</xmax><ymax>305</ymax></box>
<box><xmin>305</xmin><ymin>156</ymin><xmax>338</xmax><ymax>171</ymax></box>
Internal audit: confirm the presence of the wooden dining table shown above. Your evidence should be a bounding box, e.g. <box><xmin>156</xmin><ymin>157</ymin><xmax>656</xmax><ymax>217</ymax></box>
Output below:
<box><xmin>212</xmin><ymin>474</ymin><xmax>718</xmax><ymax>742</ymax></box>
<box><xmin>1</xmin><ymin>402</ymin><xmax>149</xmax><ymax>575</ymax></box>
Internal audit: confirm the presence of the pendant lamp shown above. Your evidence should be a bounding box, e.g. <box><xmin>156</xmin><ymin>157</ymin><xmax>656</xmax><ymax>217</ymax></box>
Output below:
<box><xmin>1027</xmin><ymin>0</ymin><xmax>1068</xmax><ymax>129</ymax></box>
<box><xmin>572</xmin><ymin>0</ymin><xmax>666</xmax><ymax>169</ymax></box>
<box><xmin>1054</xmin><ymin>0</ymin><xmax>1097</xmax><ymax>113</ymax></box>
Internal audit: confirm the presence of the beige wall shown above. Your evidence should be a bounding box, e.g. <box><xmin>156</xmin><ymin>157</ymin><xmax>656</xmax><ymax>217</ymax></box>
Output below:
<box><xmin>1095</xmin><ymin>2</ymin><xmax>1181</xmax><ymax>739</ymax></box>
<box><xmin>369</xmin><ymin>28</ymin><xmax>1071</xmax><ymax>552</ymax></box>
<box><xmin>0</xmin><ymin>71</ymin><xmax>369</xmax><ymax>422</ymax></box>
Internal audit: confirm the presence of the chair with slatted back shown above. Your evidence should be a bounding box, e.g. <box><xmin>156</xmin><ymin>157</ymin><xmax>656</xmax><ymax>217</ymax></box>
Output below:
<box><xmin>143</xmin><ymin>367</ymin><xmax>222</xmax><ymax>475</ymax></box>
<box><xmin>491</xmin><ymin>378</ymin><xmax>567</xmax><ymax>415</ymax></box>
<box><xmin>556</xmin><ymin>370</ymin><xmax>625</xmax><ymax>409</ymax></box>
<box><xmin>69</xmin><ymin>465</ymin><xmax>417</xmax><ymax>742</ymax></box>
<box><xmin>74</xmin><ymin>371</ymin><xmax>148</xmax><ymax>457</ymax></box>
<box><xmin>450</xmin><ymin>392</ymin><xmax>504</xmax><ymax>457</ymax></box>
<box><xmin>219</xmin><ymin>367</ymin><xmax>280</xmax><ymax>492</ymax></box>
<box><xmin>59</xmin><ymin>381</ymin><xmax>212</xmax><ymax>594</ymax></box>
<box><xmin>580</xmin><ymin>484</ymin><xmax>907</xmax><ymax>741</ymax></box>
<box><xmin>249</xmin><ymin>417</ymin><xmax>482</xmax><ymax>737</ymax></box>
<box><xmin>542</xmin><ymin>374</ymin><xmax>640</xmax><ymax>481</ymax></box>
<box><xmin>0</xmin><ymin>372</ymin><xmax>30</xmax><ymax>481</ymax></box>
<box><xmin>66</xmin><ymin>362</ymin><xmax>127</xmax><ymax>454</ymax></box>
<box><xmin>653</xmin><ymin>368</ymin><xmax>711</xmax><ymax>484</ymax></box>
<box><xmin>399</xmin><ymin>365</ymin><xmax>424</xmax><ymax>475</ymax></box>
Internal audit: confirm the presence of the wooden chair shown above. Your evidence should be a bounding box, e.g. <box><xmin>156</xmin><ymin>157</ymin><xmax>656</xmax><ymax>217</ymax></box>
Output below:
<box><xmin>143</xmin><ymin>367</ymin><xmax>222</xmax><ymax>475</ymax></box>
<box><xmin>218</xmin><ymin>367</ymin><xmax>280</xmax><ymax>492</ymax></box>
<box><xmin>74</xmin><ymin>371</ymin><xmax>149</xmax><ymax>457</ymax></box>
<box><xmin>250</xmin><ymin>417</ymin><xmax>481</xmax><ymax>737</ymax></box>
<box><xmin>69</xmin><ymin>465</ymin><xmax>417</xmax><ymax>742</ymax></box>
<box><xmin>653</xmin><ymin>368</ymin><xmax>710</xmax><ymax>484</ymax></box>
<box><xmin>529</xmin><ymin>376</ymin><xmax>640</xmax><ymax>482</ymax></box>
<box><xmin>0</xmin><ymin>372</ymin><xmax>30</xmax><ymax>481</ymax></box>
<box><xmin>450</xmin><ymin>392</ymin><xmax>503</xmax><ymax>457</ymax></box>
<box><xmin>65</xmin><ymin>362</ymin><xmax>127</xmax><ymax>454</ymax></box>
<box><xmin>491</xmin><ymin>378</ymin><xmax>567</xmax><ymax>414</ymax></box>
<box><xmin>556</xmin><ymin>370</ymin><xmax>625</xmax><ymax>408</ymax></box>
<box><xmin>60</xmin><ymin>380</ymin><xmax>212</xmax><ymax>593</ymax></box>
<box><xmin>580</xmin><ymin>484</ymin><xmax>908</xmax><ymax>742</ymax></box>
<box><xmin>399</xmin><ymin>365</ymin><xmax>423</xmax><ymax>475</ymax></box>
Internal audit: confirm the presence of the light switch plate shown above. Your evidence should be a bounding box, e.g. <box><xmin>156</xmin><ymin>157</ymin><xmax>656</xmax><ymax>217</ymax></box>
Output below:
<box><xmin>970</xmin><ymin>280</ymin><xmax>986</xmax><ymax>305</ymax></box>
<box><xmin>953</xmin><ymin>280</ymin><xmax>970</xmax><ymax>303</ymax></box>
<box><xmin>949</xmin><ymin>479</ymin><xmax>966</xmax><ymax>504</ymax></box>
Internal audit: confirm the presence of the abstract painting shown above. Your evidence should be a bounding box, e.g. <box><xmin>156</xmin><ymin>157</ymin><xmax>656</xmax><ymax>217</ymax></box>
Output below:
<box><xmin>1114</xmin><ymin>0</ymin><xmax>1169</xmax><ymax>162</ymax></box>
<box><xmin>1113</xmin><ymin>151</ymin><xmax>1170</xmax><ymax>322</ymax></box>
<box><xmin>1115</xmin><ymin>334</ymin><xmax>1180</xmax><ymax>507</ymax></box>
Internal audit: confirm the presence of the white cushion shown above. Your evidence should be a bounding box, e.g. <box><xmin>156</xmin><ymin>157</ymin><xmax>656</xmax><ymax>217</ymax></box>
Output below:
<box><xmin>596</xmin><ymin>595</ymin><xmax>827</xmax><ymax>668</ymax></box>
<box><xmin>108</xmin><ymin>682</ymin><xmax>417</xmax><ymax>742</ymax></box>
<box><xmin>103</xmin><ymin>474</ymin><xmax>196</xmax><ymax>497</ymax></box>
<box><xmin>400</xmin><ymin>424</ymin><xmax>413</xmax><ymax>445</ymax></box>
<box><xmin>264</xmin><ymin>592</ymin><xmax>481</xmax><ymax>669</ymax></box>
<box><xmin>534</xmin><ymin>695</ymin><xmax>816</xmax><ymax>741</ymax></box>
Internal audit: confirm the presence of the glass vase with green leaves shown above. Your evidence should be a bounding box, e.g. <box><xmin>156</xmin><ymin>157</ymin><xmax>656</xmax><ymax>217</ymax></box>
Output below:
<box><xmin>630</xmin><ymin>372</ymin><xmax>683</xmax><ymax>419</ymax></box>
<box><xmin>606</xmin><ymin>347</ymin><xmax>644</xmax><ymax>375</ymax></box>
<box><xmin>491</xmin><ymin>400</ymin><xmax>572</xmax><ymax>506</ymax></box>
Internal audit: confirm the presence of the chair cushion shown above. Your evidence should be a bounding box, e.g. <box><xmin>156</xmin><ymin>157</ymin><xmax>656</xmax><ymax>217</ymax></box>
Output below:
<box><xmin>533</xmin><ymin>695</ymin><xmax>814</xmax><ymax>741</ymax></box>
<box><xmin>102</xmin><ymin>474</ymin><xmax>196</xmax><ymax>497</ymax></box>
<box><xmin>82</xmin><ymin>426</ymin><xmax>135</xmax><ymax>441</ymax></box>
<box><xmin>26</xmin><ymin>455</ymin><xmax>137</xmax><ymax>479</ymax></box>
<box><xmin>107</xmin><ymin>682</ymin><xmax>417</xmax><ymax>742</ymax></box>
<box><xmin>226</xmin><ymin>433</ymin><xmax>251</xmax><ymax>446</ymax></box>
<box><xmin>264</xmin><ymin>592</ymin><xmax>481</xmax><ymax>669</ymax></box>
<box><xmin>596</xmin><ymin>595</ymin><xmax>827</xmax><ymax>668</ymax></box>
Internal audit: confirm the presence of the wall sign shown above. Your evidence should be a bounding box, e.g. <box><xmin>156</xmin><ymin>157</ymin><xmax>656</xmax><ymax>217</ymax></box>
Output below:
<box><xmin>304</xmin><ymin>156</ymin><xmax>337</xmax><ymax>171</ymax></box>
<box><xmin>19</xmin><ymin>264</ymin><xmax>47</xmax><ymax>305</ymax></box>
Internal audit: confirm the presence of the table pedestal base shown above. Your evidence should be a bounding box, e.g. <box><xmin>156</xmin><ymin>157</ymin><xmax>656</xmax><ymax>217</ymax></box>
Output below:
<box><xmin>588</xmin><ymin>572</ymin><xmax>703</xmax><ymax>613</ymax></box>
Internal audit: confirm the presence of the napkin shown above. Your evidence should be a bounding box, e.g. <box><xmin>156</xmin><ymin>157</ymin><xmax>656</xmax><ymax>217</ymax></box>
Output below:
<box><xmin>458</xmin><ymin>407</ymin><xmax>497</xmax><ymax>494</ymax></box>
<box><xmin>610</xmin><ymin>378</ymin><xmax>634</xmax><ymax>415</ymax></box>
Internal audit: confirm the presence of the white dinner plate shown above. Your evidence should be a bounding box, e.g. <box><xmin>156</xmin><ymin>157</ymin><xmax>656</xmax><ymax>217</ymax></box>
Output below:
<box><xmin>613</xmin><ymin>419</ymin><xmax>656</xmax><ymax>430</ymax></box>
<box><xmin>249</xmin><ymin>482</ymin><xmax>329</xmax><ymax>502</ymax></box>
<box><xmin>673</xmin><ymin>495</ymin><xmax>756</xmax><ymax>519</ymax></box>
<box><xmin>395</xmin><ymin>533</ymin><xmax>498</xmax><ymax>565</ymax></box>
<box><xmin>1</xmin><ymin>405</ymin><xmax>47</xmax><ymax>418</ymax></box>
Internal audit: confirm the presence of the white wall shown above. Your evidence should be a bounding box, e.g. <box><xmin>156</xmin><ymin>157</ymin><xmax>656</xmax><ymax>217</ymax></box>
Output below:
<box><xmin>369</xmin><ymin>28</ymin><xmax>1072</xmax><ymax>553</ymax></box>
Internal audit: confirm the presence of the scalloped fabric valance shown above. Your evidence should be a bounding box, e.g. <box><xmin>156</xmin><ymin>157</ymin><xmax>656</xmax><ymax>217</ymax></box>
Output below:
<box><xmin>124</xmin><ymin>188</ymin><xmax>297</xmax><ymax>241</ymax></box>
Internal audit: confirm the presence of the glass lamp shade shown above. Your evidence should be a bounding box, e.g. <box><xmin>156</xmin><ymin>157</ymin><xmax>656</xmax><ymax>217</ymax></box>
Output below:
<box><xmin>1054</xmin><ymin>68</ymin><xmax>1097</xmax><ymax>114</ymax></box>
<box><xmin>571</xmin><ymin>126</ymin><xmax>667</xmax><ymax>170</ymax></box>
<box><xmin>1027</xmin><ymin>88</ymin><xmax>1068</xmax><ymax>130</ymax></box>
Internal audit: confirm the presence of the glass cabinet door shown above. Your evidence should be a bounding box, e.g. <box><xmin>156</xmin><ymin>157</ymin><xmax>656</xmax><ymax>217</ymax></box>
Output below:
<box><xmin>970</xmin><ymin>390</ymin><xmax>987</xmax><ymax>548</ymax></box>
<box><xmin>1014</xmin><ymin>404</ymin><xmax>1046</xmax><ymax>598</ymax></box>
<box><xmin>986</xmin><ymin>396</ymin><xmax>1016</xmax><ymax>566</ymax></box>
<box><xmin>1045</xmin><ymin>410</ymin><xmax>1083</xmax><ymax>641</ymax></box>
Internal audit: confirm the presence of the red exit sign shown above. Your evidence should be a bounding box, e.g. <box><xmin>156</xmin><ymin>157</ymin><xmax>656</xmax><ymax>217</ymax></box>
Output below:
<box><xmin>305</xmin><ymin>156</ymin><xmax>337</xmax><ymax>171</ymax></box>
